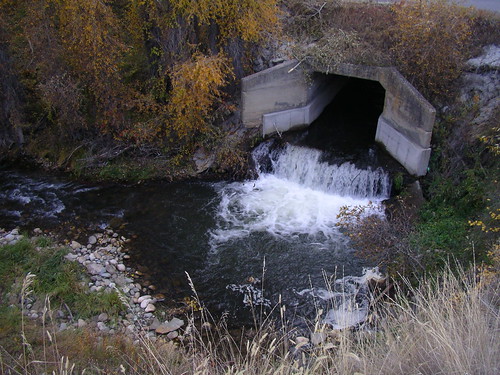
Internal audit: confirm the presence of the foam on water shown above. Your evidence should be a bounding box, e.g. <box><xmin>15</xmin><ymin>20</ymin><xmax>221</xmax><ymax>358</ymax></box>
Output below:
<box><xmin>297</xmin><ymin>267</ymin><xmax>385</xmax><ymax>329</ymax></box>
<box><xmin>212</xmin><ymin>143</ymin><xmax>389</xmax><ymax>244</ymax></box>
<box><xmin>212</xmin><ymin>174</ymin><xmax>376</xmax><ymax>243</ymax></box>
<box><xmin>273</xmin><ymin>144</ymin><xmax>390</xmax><ymax>198</ymax></box>
<box><xmin>0</xmin><ymin>170</ymin><xmax>101</xmax><ymax>224</ymax></box>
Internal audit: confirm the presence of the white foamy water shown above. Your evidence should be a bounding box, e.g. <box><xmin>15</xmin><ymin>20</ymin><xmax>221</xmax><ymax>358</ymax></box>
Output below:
<box><xmin>212</xmin><ymin>143</ymin><xmax>389</xmax><ymax>243</ymax></box>
<box><xmin>297</xmin><ymin>267</ymin><xmax>385</xmax><ymax>329</ymax></box>
<box><xmin>273</xmin><ymin>144</ymin><xmax>390</xmax><ymax>198</ymax></box>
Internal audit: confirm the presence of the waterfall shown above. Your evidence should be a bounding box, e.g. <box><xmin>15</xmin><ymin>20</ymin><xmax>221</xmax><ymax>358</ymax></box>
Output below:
<box><xmin>212</xmin><ymin>141</ymin><xmax>390</xmax><ymax>243</ymax></box>
<box><xmin>268</xmin><ymin>144</ymin><xmax>390</xmax><ymax>199</ymax></box>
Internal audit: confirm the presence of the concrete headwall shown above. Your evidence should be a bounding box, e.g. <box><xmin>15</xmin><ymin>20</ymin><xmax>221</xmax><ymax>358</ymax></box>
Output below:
<box><xmin>241</xmin><ymin>60</ymin><xmax>436</xmax><ymax>176</ymax></box>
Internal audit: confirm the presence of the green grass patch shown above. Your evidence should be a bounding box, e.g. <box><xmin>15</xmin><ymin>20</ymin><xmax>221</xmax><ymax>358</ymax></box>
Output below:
<box><xmin>0</xmin><ymin>237</ymin><xmax>125</xmax><ymax>321</ymax></box>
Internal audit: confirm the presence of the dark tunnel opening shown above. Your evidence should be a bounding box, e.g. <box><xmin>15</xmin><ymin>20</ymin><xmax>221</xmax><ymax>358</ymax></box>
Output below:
<box><xmin>294</xmin><ymin>76</ymin><xmax>386</xmax><ymax>161</ymax></box>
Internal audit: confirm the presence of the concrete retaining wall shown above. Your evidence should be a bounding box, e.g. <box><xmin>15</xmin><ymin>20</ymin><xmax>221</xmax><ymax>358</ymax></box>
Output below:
<box><xmin>241</xmin><ymin>60</ymin><xmax>436</xmax><ymax>176</ymax></box>
<box><xmin>262</xmin><ymin>75</ymin><xmax>347</xmax><ymax>135</ymax></box>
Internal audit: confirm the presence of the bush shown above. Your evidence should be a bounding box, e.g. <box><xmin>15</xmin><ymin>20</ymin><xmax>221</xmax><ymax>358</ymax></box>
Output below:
<box><xmin>391</xmin><ymin>0</ymin><xmax>474</xmax><ymax>100</ymax></box>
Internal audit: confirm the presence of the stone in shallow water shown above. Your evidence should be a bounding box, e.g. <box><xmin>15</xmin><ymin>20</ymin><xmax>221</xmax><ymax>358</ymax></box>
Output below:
<box><xmin>145</xmin><ymin>303</ymin><xmax>156</xmax><ymax>313</ymax></box>
<box><xmin>137</xmin><ymin>295</ymin><xmax>151</xmax><ymax>303</ymax></box>
<box><xmin>117</xmin><ymin>264</ymin><xmax>126</xmax><ymax>272</ymax></box>
<box><xmin>88</xmin><ymin>235</ymin><xmax>97</xmax><ymax>245</ymax></box>
<box><xmin>155</xmin><ymin>318</ymin><xmax>184</xmax><ymax>335</ymax></box>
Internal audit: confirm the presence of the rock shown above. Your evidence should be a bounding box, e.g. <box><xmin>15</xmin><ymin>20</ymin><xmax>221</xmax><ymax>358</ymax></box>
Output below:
<box><xmin>149</xmin><ymin>318</ymin><xmax>161</xmax><ymax>331</ymax></box>
<box><xmin>271</xmin><ymin>57</ymin><xmax>285</xmax><ymax>65</ymax></box>
<box><xmin>153</xmin><ymin>293</ymin><xmax>166</xmax><ymax>301</ymax></box>
<box><xmin>97</xmin><ymin>322</ymin><xmax>108</xmax><ymax>332</ymax></box>
<box><xmin>109</xmin><ymin>217</ymin><xmax>123</xmax><ymax>229</ymax></box>
<box><xmin>155</xmin><ymin>318</ymin><xmax>184</xmax><ymax>335</ymax></box>
<box><xmin>105</xmin><ymin>264</ymin><xmax>116</xmax><ymax>274</ymax></box>
<box><xmin>117</xmin><ymin>264</ymin><xmax>126</xmax><ymax>272</ymax></box>
<box><xmin>70</xmin><ymin>241</ymin><xmax>81</xmax><ymax>250</ymax></box>
<box><xmin>98</xmin><ymin>313</ymin><xmax>109</xmax><ymax>322</ymax></box>
<box><xmin>33</xmin><ymin>228</ymin><xmax>43</xmax><ymax>234</ymax></box>
<box><xmin>88</xmin><ymin>235</ymin><xmax>97</xmax><ymax>245</ymax></box>
<box><xmin>193</xmin><ymin>147</ymin><xmax>216</xmax><ymax>174</ymax></box>
<box><xmin>77</xmin><ymin>319</ymin><xmax>87</xmax><ymax>328</ymax></box>
<box><xmin>295</xmin><ymin>336</ymin><xmax>309</xmax><ymax>346</ymax></box>
<box><xmin>140</xmin><ymin>299</ymin><xmax>152</xmax><ymax>309</ymax></box>
<box><xmin>145</xmin><ymin>304</ymin><xmax>156</xmax><ymax>313</ymax></box>
<box><xmin>137</xmin><ymin>295</ymin><xmax>152</xmax><ymax>303</ymax></box>
<box><xmin>467</xmin><ymin>45</ymin><xmax>500</xmax><ymax>71</ymax></box>
<box><xmin>59</xmin><ymin>322</ymin><xmax>68</xmax><ymax>331</ymax></box>
<box><xmin>87</xmin><ymin>263</ymin><xmax>105</xmax><ymax>275</ymax></box>
<box><xmin>167</xmin><ymin>331</ymin><xmax>179</xmax><ymax>340</ymax></box>
<box><xmin>65</xmin><ymin>253</ymin><xmax>78</xmax><ymax>261</ymax></box>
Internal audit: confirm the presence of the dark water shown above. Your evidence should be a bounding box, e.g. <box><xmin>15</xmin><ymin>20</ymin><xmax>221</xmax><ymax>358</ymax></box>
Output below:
<box><xmin>0</xmin><ymin>82</ymin><xmax>400</xmax><ymax>326</ymax></box>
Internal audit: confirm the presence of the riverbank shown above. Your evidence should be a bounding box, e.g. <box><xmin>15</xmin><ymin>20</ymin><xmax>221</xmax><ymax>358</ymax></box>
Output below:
<box><xmin>0</xmin><ymin>228</ymin><xmax>193</xmax><ymax>344</ymax></box>
<box><xmin>1</xmin><ymin>228</ymin><xmax>498</xmax><ymax>374</ymax></box>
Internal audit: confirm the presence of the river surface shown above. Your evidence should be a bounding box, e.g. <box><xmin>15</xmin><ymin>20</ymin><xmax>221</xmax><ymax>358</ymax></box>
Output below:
<box><xmin>0</xmin><ymin>83</ymin><xmax>401</xmax><ymax>328</ymax></box>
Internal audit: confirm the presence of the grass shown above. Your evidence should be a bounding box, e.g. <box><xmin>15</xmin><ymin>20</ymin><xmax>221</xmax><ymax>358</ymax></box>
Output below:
<box><xmin>0</xmin><ymin>235</ymin><xmax>125</xmax><ymax>321</ymax></box>
<box><xmin>1</xmin><ymin>258</ymin><xmax>497</xmax><ymax>374</ymax></box>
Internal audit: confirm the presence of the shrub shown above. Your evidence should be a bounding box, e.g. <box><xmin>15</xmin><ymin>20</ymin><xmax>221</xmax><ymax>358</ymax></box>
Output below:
<box><xmin>390</xmin><ymin>0</ymin><xmax>474</xmax><ymax>100</ymax></box>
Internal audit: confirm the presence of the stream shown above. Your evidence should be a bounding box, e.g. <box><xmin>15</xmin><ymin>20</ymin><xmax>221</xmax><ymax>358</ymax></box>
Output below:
<box><xmin>0</xmin><ymin>85</ymin><xmax>403</xmax><ymax>329</ymax></box>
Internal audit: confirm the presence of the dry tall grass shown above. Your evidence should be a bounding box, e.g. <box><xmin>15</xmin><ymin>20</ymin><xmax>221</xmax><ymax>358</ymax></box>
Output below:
<box><xmin>2</xmin><ymin>265</ymin><xmax>498</xmax><ymax>374</ymax></box>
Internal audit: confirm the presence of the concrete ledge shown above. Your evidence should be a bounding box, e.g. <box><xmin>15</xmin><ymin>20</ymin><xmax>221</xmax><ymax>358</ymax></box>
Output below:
<box><xmin>376</xmin><ymin>117</ymin><xmax>431</xmax><ymax>176</ymax></box>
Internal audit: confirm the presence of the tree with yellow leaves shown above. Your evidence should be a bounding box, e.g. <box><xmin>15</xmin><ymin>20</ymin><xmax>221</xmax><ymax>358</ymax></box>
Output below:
<box><xmin>171</xmin><ymin>0</ymin><xmax>281</xmax><ymax>44</ymax></box>
<box><xmin>167</xmin><ymin>52</ymin><xmax>233</xmax><ymax>140</ymax></box>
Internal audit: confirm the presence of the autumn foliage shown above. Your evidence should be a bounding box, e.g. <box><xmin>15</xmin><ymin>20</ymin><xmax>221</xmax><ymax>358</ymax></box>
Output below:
<box><xmin>390</xmin><ymin>0</ymin><xmax>474</xmax><ymax>99</ymax></box>
<box><xmin>0</xmin><ymin>0</ymin><xmax>280</xmax><ymax>155</ymax></box>
<box><xmin>168</xmin><ymin>53</ymin><xmax>233</xmax><ymax>140</ymax></box>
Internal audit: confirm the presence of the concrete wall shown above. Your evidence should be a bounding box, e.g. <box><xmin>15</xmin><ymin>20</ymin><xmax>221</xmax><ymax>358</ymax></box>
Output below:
<box><xmin>262</xmin><ymin>74</ymin><xmax>347</xmax><ymax>135</ymax></box>
<box><xmin>241</xmin><ymin>61</ymin><xmax>310</xmax><ymax>128</ymax></box>
<box><xmin>241</xmin><ymin>60</ymin><xmax>436</xmax><ymax>176</ymax></box>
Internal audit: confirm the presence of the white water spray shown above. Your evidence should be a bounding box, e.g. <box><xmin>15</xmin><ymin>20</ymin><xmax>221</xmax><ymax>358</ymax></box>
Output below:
<box><xmin>212</xmin><ymin>142</ymin><xmax>390</xmax><ymax>242</ymax></box>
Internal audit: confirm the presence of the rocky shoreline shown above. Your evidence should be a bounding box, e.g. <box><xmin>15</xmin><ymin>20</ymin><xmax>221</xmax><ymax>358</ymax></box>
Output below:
<box><xmin>0</xmin><ymin>227</ymin><xmax>187</xmax><ymax>343</ymax></box>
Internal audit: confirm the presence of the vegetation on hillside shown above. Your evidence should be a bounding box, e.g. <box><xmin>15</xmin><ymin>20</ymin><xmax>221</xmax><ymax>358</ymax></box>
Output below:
<box><xmin>0</xmin><ymin>0</ymin><xmax>498</xmax><ymax>179</ymax></box>
<box><xmin>0</xmin><ymin>0</ymin><xmax>281</xmax><ymax>178</ymax></box>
